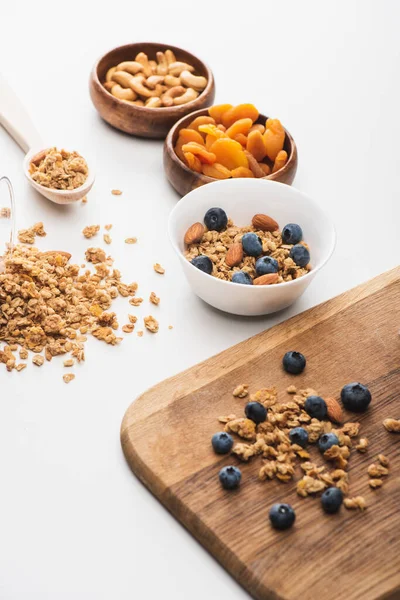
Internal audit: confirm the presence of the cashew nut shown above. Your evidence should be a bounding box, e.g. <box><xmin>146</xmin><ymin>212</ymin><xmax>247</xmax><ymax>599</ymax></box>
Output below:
<box><xmin>129</xmin><ymin>78</ymin><xmax>158</xmax><ymax>98</ymax></box>
<box><xmin>111</xmin><ymin>84</ymin><xmax>137</xmax><ymax>101</ymax></box>
<box><xmin>111</xmin><ymin>70</ymin><xmax>135</xmax><ymax>88</ymax></box>
<box><xmin>135</xmin><ymin>52</ymin><xmax>152</xmax><ymax>77</ymax></box>
<box><xmin>149</xmin><ymin>60</ymin><xmax>158</xmax><ymax>74</ymax></box>
<box><xmin>173</xmin><ymin>87</ymin><xmax>199</xmax><ymax>105</ymax></box>
<box><xmin>145</xmin><ymin>97</ymin><xmax>162</xmax><ymax>108</ymax></box>
<box><xmin>156</xmin><ymin>51</ymin><xmax>168</xmax><ymax>76</ymax></box>
<box><xmin>103</xmin><ymin>80</ymin><xmax>115</xmax><ymax>92</ymax></box>
<box><xmin>168</xmin><ymin>61</ymin><xmax>195</xmax><ymax>77</ymax></box>
<box><xmin>180</xmin><ymin>70</ymin><xmax>207</xmax><ymax>91</ymax></box>
<box><xmin>106</xmin><ymin>67</ymin><xmax>116</xmax><ymax>82</ymax></box>
<box><xmin>116</xmin><ymin>61</ymin><xmax>144</xmax><ymax>75</ymax></box>
<box><xmin>145</xmin><ymin>75</ymin><xmax>165</xmax><ymax>90</ymax></box>
<box><xmin>132</xmin><ymin>99</ymin><xmax>145</xmax><ymax>106</ymax></box>
<box><xmin>164</xmin><ymin>75</ymin><xmax>181</xmax><ymax>87</ymax></box>
<box><xmin>161</xmin><ymin>85</ymin><xmax>186</xmax><ymax>107</ymax></box>
<box><xmin>165</xmin><ymin>49</ymin><xmax>176</xmax><ymax>65</ymax></box>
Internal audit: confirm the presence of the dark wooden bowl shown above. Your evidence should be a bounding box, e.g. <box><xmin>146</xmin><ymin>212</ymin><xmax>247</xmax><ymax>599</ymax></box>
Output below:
<box><xmin>164</xmin><ymin>108</ymin><xmax>298</xmax><ymax>196</ymax></box>
<box><xmin>89</xmin><ymin>43</ymin><xmax>215</xmax><ymax>139</ymax></box>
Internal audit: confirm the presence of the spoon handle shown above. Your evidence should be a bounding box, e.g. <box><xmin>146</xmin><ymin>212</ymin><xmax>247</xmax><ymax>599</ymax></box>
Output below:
<box><xmin>0</xmin><ymin>74</ymin><xmax>43</xmax><ymax>153</ymax></box>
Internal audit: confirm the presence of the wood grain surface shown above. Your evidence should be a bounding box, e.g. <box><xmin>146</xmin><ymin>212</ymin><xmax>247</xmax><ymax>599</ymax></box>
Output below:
<box><xmin>89</xmin><ymin>42</ymin><xmax>215</xmax><ymax>139</ymax></box>
<box><xmin>163</xmin><ymin>108</ymin><xmax>298</xmax><ymax>197</ymax></box>
<box><xmin>121</xmin><ymin>267</ymin><xmax>400</xmax><ymax>600</ymax></box>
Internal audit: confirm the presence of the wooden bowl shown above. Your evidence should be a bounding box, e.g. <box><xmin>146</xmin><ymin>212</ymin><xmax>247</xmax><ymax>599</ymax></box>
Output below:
<box><xmin>164</xmin><ymin>108</ymin><xmax>298</xmax><ymax>196</ymax></box>
<box><xmin>89</xmin><ymin>43</ymin><xmax>215</xmax><ymax>139</ymax></box>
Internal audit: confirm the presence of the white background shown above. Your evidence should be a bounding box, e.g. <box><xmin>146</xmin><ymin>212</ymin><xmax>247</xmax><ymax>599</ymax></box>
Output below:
<box><xmin>0</xmin><ymin>1</ymin><xmax>399</xmax><ymax>598</ymax></box>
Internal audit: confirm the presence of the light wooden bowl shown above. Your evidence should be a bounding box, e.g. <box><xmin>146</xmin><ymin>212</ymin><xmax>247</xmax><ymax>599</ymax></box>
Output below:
<box><xmin>89</xmin><ymin>43</ymin><xmax>215</xmax><ymax>139</ymax></box>
<box><xmin>164</xmin><ymin>108</ymin><xmax>298</xmax><ymax>196</ymax></box>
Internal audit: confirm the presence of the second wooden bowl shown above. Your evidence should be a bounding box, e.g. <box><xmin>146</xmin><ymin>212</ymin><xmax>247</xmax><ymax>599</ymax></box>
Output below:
<box><xmin>164</xmin><ymin>108</ymin><xmax>298</xmax><ymax>196</ymax></box>
<box><xmin>89</xmin><ymin>43</ymin><xmax>215</xmax><ymax>139</ymax></box>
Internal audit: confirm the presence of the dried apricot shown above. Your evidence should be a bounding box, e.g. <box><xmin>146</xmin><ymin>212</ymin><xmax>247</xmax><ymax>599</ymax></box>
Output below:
<box><xmin>184</xmin><ymin>152</ymin><xmax>202</xmax><ymax>173</ymax></box>
<box><xmin>246</xmin><ymin>130</ymin><xmax>266</xmax><ymax>161</ymax></box>
<box><xmin>258</xmin><ymin>162</ymin><xmax>271</xmax><ymax>176</ymax></box>
<box><xmin>198</xmin><ymin>124</ymin><xmax>226</xmax><ymax>138</ymax></box>
<box><xmin>202</xmin><ymin>163</ymin><xmax>232</xmax><ymax>179</ymax></box>
<box><xmin>178</xmin><ymin>128</ymin><xmax>205</xmax><ymax>145</ymax></box>
<box><xmin>175</xmin><ymin>138</ymin><xmax>185</xmax><ymax>162</ymax></box>
<box><xmin>234</xmin><ymin>133</ymin><xmax>248</xmax><ymax>147</ymax></box>
<box><xmin>210</xmin><ymin>138</ymin><xmax>248</xmax><ymax>170</ymax></box>
<box><xmin>272</xmin><ymin>150</ymin><xmax>288</xmax><ymax>173</ymax></box>
<box><xmin>217</xmin><ymin>124</ymin><xmax>226</xmax><ymax>132</ymax></box>
<box><xmin>231</xmin><ymin>167</ymin><xmax>254</xmax><ymax>178</ymax></box>
<box><xmin>263</xmin><ymin>118</ymin><xmax>285</xmax><ymax>161</ymax></box>
<box><xmin>225</xmin><ymin>118</ymin><xmax>253</xmax><ymax>139</ymax></box>
<box><xmin>208</xmin><ymin>104</ymin><xmax>233</xmax><ymax>124</ymax></box>
<box><xmin>205</xmin><ymin>134</ymin><xmax>217</xmax><ymax>151</ymax></box>
<box><xmin>249</xmin><ymin>123</ymin><xmax>265</xmax><ymax>135</ymax></box>
<box><xmin>221</xmin><ymin>104</ymin><xmax>259</xmax><ymax>128</ymax></box>
<box><xmin>181</xmin><ymin>142</ymin><xmax>216</xmax><ymax>165</ymax></box>
<box><xmin>187</xmin><ymin>116</ymin><xmax>215</xmax><ymax>131</ymax></box>
<box><xmin>244</xmin><ymin>150</ymin><xmax>265</xmax><ymax>178</ymax></box>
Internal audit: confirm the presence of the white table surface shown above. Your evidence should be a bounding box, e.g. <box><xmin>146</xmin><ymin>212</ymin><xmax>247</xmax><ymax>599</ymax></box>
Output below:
<box><xmin>0</xmin><ymin>2</ymin><xmax>399</xmax><ymax>598</ymax></box>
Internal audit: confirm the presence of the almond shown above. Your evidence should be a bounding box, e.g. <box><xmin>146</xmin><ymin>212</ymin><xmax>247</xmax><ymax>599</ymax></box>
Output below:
<box><xmin>225</xmin><ymin>243</ymin><xmax>243</xmax><ymax>267</ymax></box>
<box><xmin>184</xmin><ymin>222</ymin><xmax>205</xmax><ymax>245</ymax></box>
<box><xmin>253</xmin><ymin>273</ymin><xmax>279</xmax><ymax>285</ymax></box>
<box><xmin>252</xmin><ymin>213</ymin><xmax>279</xmax><ymax>232</ymax></box>
<box><xmin>325</xmin><ymin>397</ymin><xmax>343</xmax><ymax>423</ymax></box>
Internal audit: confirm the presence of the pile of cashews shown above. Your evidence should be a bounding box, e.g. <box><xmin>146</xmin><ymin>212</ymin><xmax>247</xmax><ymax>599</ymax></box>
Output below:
<box><xmin>103</xmin><ymin>49</ymin><xmax>208</xmax><ymax>108</ymax></box>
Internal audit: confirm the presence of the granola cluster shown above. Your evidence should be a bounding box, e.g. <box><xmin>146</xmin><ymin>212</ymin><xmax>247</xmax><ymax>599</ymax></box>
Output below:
<box><xmin>217</xmin><ymin>385</ymin><xmax>371</xmax><ymax>511</ymax></box>
<box><xmin>0</xmin><ymin>240</ymin><xmax>162</xmax><ymax>374</ymax></box>
<box><xmin>185</xmin><ymin>218</ymin><xmax>310</xmax><ymax>283</ymax></box>
<box><xmin>29</xmin><ymin>147</ymin><xmax>88</xmax><ymax>190</ymax></box>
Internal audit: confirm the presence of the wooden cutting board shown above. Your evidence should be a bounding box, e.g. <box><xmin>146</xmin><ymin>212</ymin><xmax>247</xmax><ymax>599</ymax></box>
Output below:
<box><xmin>121</xmin><ymin>268</ymin><xmax>400</xmax><ymax>600</ymax></box>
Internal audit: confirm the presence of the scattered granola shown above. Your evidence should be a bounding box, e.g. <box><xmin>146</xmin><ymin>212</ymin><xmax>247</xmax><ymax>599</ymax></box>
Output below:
<box><xmin>378</xmin><ymin>454</ymin><xmax>389</xmax><ymax>467</ymax></box>
<box><xmin>18</xmin><ymin>222</ymin><xmax>47</xmax><ymax>244</ymax></box>
<box><xmin>125</xmin><ymin>238</ymin><xmax>137</xmax><ymax>244</ymax></box>
<box><xmin>29</xmin><ymin>148</ymin><xmax>88</xmax><ymax>190</ymax></box>
<box><xmin>355</xmin><ymin>437</ymin><xmax>369</xmax><ymax>453</ymax></box>
<box><xmin>232</xmin><ymin>384</ymin><xmax>249</xmax><ymax>398</ymax></box>
<box><xmin>168</xmin><ymin>325</ymin><xmax>173</xmax><ymax>330</ymax></box>
<box><xmin>103</xmin><ymin>234</ymin><xmax>112</xmax><ymax>245</ymax></box>
<box><xmin>82</xmin><ymin>225</ymin><xmax>100</xmax><ymax>239</ymax></box>
<box><xmin>122</xmin><ymin>324</ymin><xmax>134</xmax><ymax>333</ymax></box>
<box><xmin>32</xmin><ymin>355</ymin><xmax>44</xmax><ymax>367</ymax></box>
<box><xmin>137</xmin><ymin>330</ymin><xmax>143</xmax><ymax>337</ymax></box>
<box><xmin>369</xmin><ymin>479</ymin><xmax>383</xmax><ymax>489</ymax></box>
<box><xmin>344</xmin><ymin>496</ymin><xmax>367</xmax><ymax>511</ymax></box>
<box><xmin>0</xmin><ymin>207</ymin><xmax>11</xmax><ymax>219</ymax></box>
<box><xmin>81</xmin><ymin>196</ymin><xmax>88</xmax><ymax>204</ymax></box>
<box><xmin>85</xmin><ymin>247</ymin><xmax>107</xmax><ymax>264</ymax></box>
<box><xmin>111</xmin><ymin>189</ymin><xmax>122</xmax><ymax>195</ymax></box>
<box><xmin>286</xmin><ymin>385</ymin><xmax>297</xmax><ymax>394</ymax></box>
<box><xmin>367</xmin><ymin>463</ymin><xmax>389</xmax><ymax>478</ymax></box>
<box><xmin>144</xmin><ymin>315</ymin><xmax>159</xmax><ymax>333</ymax></box>
<box><xmin>129</xmin><ymin>297</ymin><xmax>143</xmax><ymax>306</ymax></box>
<box><xmin>63</xmin><ymin>359</ymin><xmax>74</xmax><ymax>367</ymax></box>
<box><xmin>105</xmin><ymin>224</ymin><xmax>112</xmax><ymax>231</ymax></box>
<box><xmin>128</xmin><ymin>315</ymin><xmax>137</xmax><ymax>324</ymax></box>
<box><xmin>149</xmin><ymin>292</ymin><xmax>160</xmax><ymax>305</ymax></box>
<box><xmin>63</xmin><ymin>373</ymin><xmax>75</xmax><ymax>384</ymax></box>
<box><xmin>16</xmin><ymin>364</ymin><xmax>27</xmax><ymax>372</ymax></box>
<box><xmin>383</xmin><ymin>418</ymin><xmax>400</xmax><ymax>432</ymax></box>
<box><xmin>153</xmin><ymin>263</ymin><xmax>165</xmax><ymax>274</ymax></box>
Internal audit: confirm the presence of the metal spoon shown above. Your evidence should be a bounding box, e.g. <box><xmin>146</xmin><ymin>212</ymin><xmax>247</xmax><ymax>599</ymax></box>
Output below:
<box><xmin>0</xmin><ymin>74</ymin><xmax>95</xmax><ymax>204</ymax></box>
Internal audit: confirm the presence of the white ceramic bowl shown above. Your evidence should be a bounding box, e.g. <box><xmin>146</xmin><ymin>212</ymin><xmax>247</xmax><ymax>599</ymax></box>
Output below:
<box><xmin>168</xmin><ymin>179</ymin><xmax>336</xmax><ymax>316</ymax></box>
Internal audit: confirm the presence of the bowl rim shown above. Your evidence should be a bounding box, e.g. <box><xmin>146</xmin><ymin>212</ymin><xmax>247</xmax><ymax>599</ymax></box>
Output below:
<box><xmin>168</xmin><ymin>178</ymin><xmax>336</xmax><ymax>291</ymax></box>
<box><xmin>91</xmin><ymin>41</ymin><xmax>215</xmax><ymax>114</ymax></box>
<box><xmin>164</xmin><ymin>107</ymin><xmax>297</xmax><ymax>182</ymax></box>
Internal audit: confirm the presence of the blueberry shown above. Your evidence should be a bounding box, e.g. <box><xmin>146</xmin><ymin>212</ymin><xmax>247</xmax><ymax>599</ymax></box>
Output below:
<box><xmin>289</xmin><ymin>427</ymin><xmax>309</xmax><ymax>448</ymax></box>
<box><xmin>242</xmin><ymin>233</ymin><xmax>263</xmax><ymax>257</ymax></box>
<box><xmin>204</xmin><ymin>207</ymin><xmax>228</xmax><ymax>232</ymax></box>
<box><xmin>318</xmin><ymin>432</ymin><xmax>339</xmax><ymax>453</ymax></box>
<box><xmin>305</xmin><ymin>395</ymin><xmax>327</xmax><ymax>420</ymax></box>
<box><xmin>282</xmin><ymin>351</ymin><xmax>306</xmax><ymax>375</ymax></box>
<box><xmin>219</xmin><ymin>466</ymin><xmax>241</xmax><ymax>490</ymax></box>
<box><xmin>282</xmin><ymin>223</ymin><xmax>303</xmax><ymax>245</ymax></box>
<box><xmin>290</xmin><ymin>244</ymin><xmax>310</xmax><ymax>267</ymax></box>
<box><xmin>321</xmin><ymin>487</ymin><xmax>343</xmax><ymax>514</ymax></box>
<box><xmin>341</xmin><ymin>382</ymin><xmax>371</xmax><ymax>412</ymax></box>
<box><xmin>255</xmin><ymin>256</ymin><xmax>279</xmax><ymax>276</ymax></box>
<box><xmin>232</xmin><ymin>271</ymin><xmax>253</xmax><ymax>285</ymax></box>
<box><xmin>269</xmin><ymin>503</ymin><xmax>296</xmax><ymax>530</ymax></box>
<box><xmin>212</xmin><ymin>432</ymin><xmax>234</xmax><ymax>455</ymax></box>
<box><xmin>245</xmin><ymin>401</ymin><xmax>267</xmax><ymax>424</ymax></box>
<box><xmin>191</xmin><ymin>255</ymin><xmax>213</xmax><ymax>275</ymax></box>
